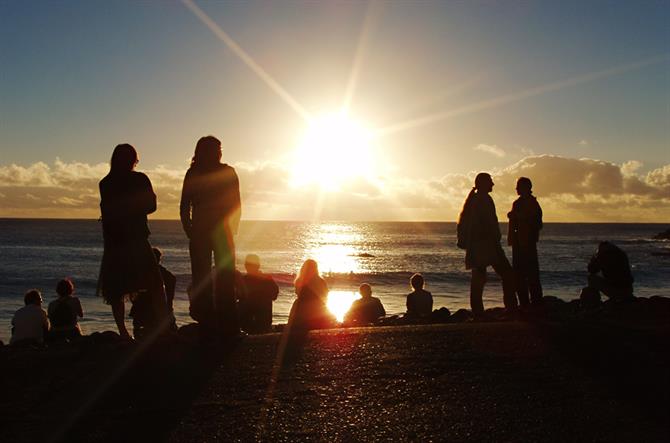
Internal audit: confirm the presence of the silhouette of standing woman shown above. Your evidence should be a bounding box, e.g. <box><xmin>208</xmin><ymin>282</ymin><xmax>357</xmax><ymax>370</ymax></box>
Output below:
<box><xmin>458</xmin><ymin>173</ymin><xmax>517</xmax><ymax>318</ymax></box>
<box><xmin>98</xmin><ymin>144</ymin><xmax>168</xmax><ymax>339</ymax></box>
<box><xmin>180</xmin><ymin>136</ymin><xmax>241</xmax><ymax>339</ymax></box>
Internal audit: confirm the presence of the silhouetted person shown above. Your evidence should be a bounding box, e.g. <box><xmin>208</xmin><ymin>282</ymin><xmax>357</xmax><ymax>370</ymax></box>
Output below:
<box><xmin>180</xmin><ymin>135</ymin><xmax>241</xmax><ymax>339</ymax></box>
<box><xmin>48</xmin><ymin>278</ymin><xmax>83</xmax><ymax>341</ymax></box>
<box><xmin>238</xmin><ymin>254</ymin><xmax>279</xmax><ymax>334</ymax></box>
<box><xmin>99</xmin><ymin>143</ymin><xmax>168</xmax><ymax>340</ymax></box>
<box><xmin>11</xmin><ymin>289</ymin><xmax>49</xmax><ymax>346</ymax></box>
<box><xmin>587</xmin><ymin>241</ymin><xmax>634</xmax><ymax>300</ymax></box>
<box><xmin>287</xmin><ymin>259</ymin><xmax>336</xmax><ymax>330</ymax></box>
<box><xmin>507</xmin><ymin>177</ymin><xmax>543</xmax><ymax>307</ymax></box>
<box><xmin>406</xmin><ymin>273</ymin><xmax>433</xmax><ymax>318</ymax></box>
<box><xmin>345</xmin><ymin>283</ymin><xmax>386</xmax><ymax>325</ymax></box>
<box><xmin>458</xmin><ymin>172</ymin><xmax>517</xmax><ymax>318</ymax></box>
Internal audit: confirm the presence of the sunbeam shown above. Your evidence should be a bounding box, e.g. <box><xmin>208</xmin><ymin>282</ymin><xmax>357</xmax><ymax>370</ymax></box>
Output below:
<box><xmin>341</xmin><ymin>0</ymin><xmax>383</xmax><ymax>115</ymax></box>
<box><xmin>182</xmin><ymin>0</ymin><xmax>311</xmax><ymax>121</ymax></box>
<box><xmin>376</xmin><ymin>54</ymin><xmax>670</xmax><ymax>136</ymax></box>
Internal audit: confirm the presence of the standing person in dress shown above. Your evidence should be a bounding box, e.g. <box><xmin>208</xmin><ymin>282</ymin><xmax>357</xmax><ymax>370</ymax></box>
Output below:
<box><xmin>457</xmin><ymin>172</ymin><xmax>517</xmax><ymax>318</ymax></box>
<box><xmin>180</xmin><ymin>135</ymin><xmax>242</xmax><ymax>339</ymax></box>
<box><xmin>288</xmin><ymin>259</ymin><xmax>336</xmax><ymax>330</ymax></box>
<box><xmin>98</xmin><ymin>143</ymin><xmax>168</xmax><ymax>340</ymax></box>
<box><xmin>48</xmin><ymin>278</ymin><xmax>84</xmax><ymax>341</ymax></box>
<box><xmin>238</xmin><ymin>254</ymin><xmax>279</xmax><ymax>334</ymax></box>
<box><xmin>405</xmin><ymin>273</ymin><xmax>433</xmax><ymax>318</ymax></box>
<box><xmin>10</xmin><ymin>289</ymin><xmax>50</xmax><ymax>346</ymax></box>
<box><xmin>507</xmin><ymin>177</ymin><xmax>544</xmax><ymax>308</ymax></box>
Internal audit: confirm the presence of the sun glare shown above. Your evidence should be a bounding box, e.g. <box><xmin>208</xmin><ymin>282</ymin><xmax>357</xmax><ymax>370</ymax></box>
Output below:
<box><xmin>326</xmin><ymin>290</ymin><xmax>361</xmax><ymax>323</ymax></box>
<box><xmin>291</xmin><ymin>113</ymin><xmax>375</xmax><ymax>190</ymax></box>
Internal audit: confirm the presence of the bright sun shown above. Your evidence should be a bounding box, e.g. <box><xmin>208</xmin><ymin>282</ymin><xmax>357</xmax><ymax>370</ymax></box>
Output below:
<box><xmin>291</xmin><ymin>113</ymin><xmax>375</xmax><ymax>190</ymax></box>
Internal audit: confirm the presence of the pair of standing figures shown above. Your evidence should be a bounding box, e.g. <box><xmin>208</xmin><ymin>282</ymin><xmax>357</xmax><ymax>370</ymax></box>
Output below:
<box><xmin>458</xmin><ymin>173</ymin><xmax>543</xmax><ymax>318</ymax></box>
<box><xmin>98</xmin><ymin>136</ymin><xmax>240</xmax><ymax>339</ymax></box>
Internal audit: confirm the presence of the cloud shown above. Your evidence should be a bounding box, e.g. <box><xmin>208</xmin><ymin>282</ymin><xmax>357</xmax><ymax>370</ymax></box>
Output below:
<box><xmin>473</xmin><ymin>143</ymin><xmax>506</xmax><ymax>158</ymax></box>
<box><xmin>579</xmin><ymin>139</ymin><xmax>590</xmax><ymax>146</ymax></box>
<box><xmin>0</xmin><ymin>155</ymin><xmax>669</xmax><ymax>221</ymax></box>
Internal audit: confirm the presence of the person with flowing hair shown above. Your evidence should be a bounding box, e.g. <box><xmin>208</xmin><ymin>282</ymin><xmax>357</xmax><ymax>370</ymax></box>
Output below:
<box><xmin>180</xmin><ymin>135</ymin><xmax>242</xmax><ymax>339</ymax></box>
<box><xmin>98</xmin><ymin>144</ymin><xmax>168</xmax><ymax>340</ymax></box>
<box><xmin>457</xmin><ymin>172</ymin><xmax>517</xmax><ymax>318</ymax></box>
<box><xmin>288</xmin><ymin>259</ymin><xmax>336</xmax><ymax>330</ymax></box>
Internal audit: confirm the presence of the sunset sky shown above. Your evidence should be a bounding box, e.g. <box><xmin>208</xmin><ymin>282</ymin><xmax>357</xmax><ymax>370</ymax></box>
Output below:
<box><xmin>1</xmin><ymin>0</ymin><xmax>669</xmax><ymax>221</ymax></box>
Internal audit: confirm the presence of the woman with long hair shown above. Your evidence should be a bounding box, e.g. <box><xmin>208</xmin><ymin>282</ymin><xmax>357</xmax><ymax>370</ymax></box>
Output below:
<box><xmin>98</xmin><ymin>144</ymin><xmax>168</xmax><ymax>339</ymax></box>
<box><xmin>180</xmin><ymin>135</ymin><xmax>241</xmax><ymax>338</ymax></box>
<box><xmin>457</xmin><ymin>172</ymin><xmax>517</xmax><ymax>318</ymax></box>
<box><xmin>288</xmin><ymin>259</ymin><xmax>336</xmax><ymax>330</ymax></box>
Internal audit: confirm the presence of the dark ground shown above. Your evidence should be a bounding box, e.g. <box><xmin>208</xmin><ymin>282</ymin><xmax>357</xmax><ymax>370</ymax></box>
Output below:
<box><xmin>1</xmin><ymin>320</ymin><xmax>669</xmax><ymax>442</ymax></box>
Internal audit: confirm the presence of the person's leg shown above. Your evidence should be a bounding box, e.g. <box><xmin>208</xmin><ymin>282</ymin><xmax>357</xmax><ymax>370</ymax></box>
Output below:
<box><xmin>470</xmin><ymin>267</ymin><xmax>486</xmax><ymax>317</ymax></box>
<box><xmin>111</xmin><ymin>298</ymin><xmax>131</xmax><ymax>339</ymax></box>
<box><xmin>189</xmin><ymin>234</ymin><xmax>214</xmax><ymax>326</ymax></box>
<box><xmin>527</xmin><ymin>244</ymin><xmax>543</xmax><ymax>305</ymax></box>
<box><xmin>492</xmin><ymin>250</ymin><xmax>517</xmax><ymax>312</ymax></box>
<box><xmin>512</xmin><ymin>247</ymin><xmax>530</xmax><ymax>307</ymax></box>
<box><xmin>213</xmin><ymin>225</ymin><xmax>239</xmax><ymax>337</ymax></box>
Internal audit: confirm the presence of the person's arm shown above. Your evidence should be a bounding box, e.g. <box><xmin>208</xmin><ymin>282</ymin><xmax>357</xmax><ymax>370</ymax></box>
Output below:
<box><xmin>377</xmin><ymin>299</ymin><xmax>386</xmax><ymax>317</ymax></box>
<box><xmin>139</xmin><ymin>173</ymin><xmax>157</xmax><ymax>215</ymax></box>
<box><xmin>42</xmin><ymin>309</ymin><xmax>50</xmax><ymax>334</ymax></box>
<box><xmin>179</xmin><ymin>171</ymin><xmax>193</xmax><ymax>238</ymax></box>
<box><xmin>229</xmin><ymin>168</ymin><xmax>242</xmax><ymax>236</ymax></box>
<box><xmin>76</xmin><ymin>298</ymin><xmax>83</xmax><ymax>318</ymax></box>
<box><xmin>269</xmin><ymin>277</ymin><xmax>279</xmax><ymax>301</ymax></box>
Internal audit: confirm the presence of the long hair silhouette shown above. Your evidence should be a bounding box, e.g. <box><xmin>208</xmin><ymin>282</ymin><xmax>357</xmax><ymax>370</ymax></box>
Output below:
<box><xmin>190</xmin><ymin>135</ymin><xmax>222</xmax><ymax>170</ymax></box>
<box><xmin>110</xmin><ymin>144</ymin><xmax>138</xmax><ymax>173</ymax></box>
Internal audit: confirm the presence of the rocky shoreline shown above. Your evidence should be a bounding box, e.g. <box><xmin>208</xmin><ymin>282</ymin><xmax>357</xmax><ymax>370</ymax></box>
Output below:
<box><xmin>1</xmin><ymin>296</ymin><xmax>669</xmax><ymax>442</ymax></box>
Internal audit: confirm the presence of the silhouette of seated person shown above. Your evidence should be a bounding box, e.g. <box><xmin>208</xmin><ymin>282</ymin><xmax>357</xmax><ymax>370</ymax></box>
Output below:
<box><xmin>155</xmin><ymin>247</ymin><xmax>177</xmax><ymax>330</ymax></box>
<box><xmin>587</xmin><ymin>241</ymin><xmax>634</xmax><ymax>301</ymax></box>
<box><xmin>406</xmin><ymin>273</ymin><xmax>433</xmax><ymax>318</ymax></box>
<box><xmin>344</xmin><ymin>283</ymin><xmax>386</xmax><ymax>325</ymax></box>
<box><xmin>48</xmin><ymin>278</ymin><xmax>84</xmax><ymax>341</ymax></box>
<box><xmin>11</xmin><ymin>289</ymin><xmax>50</xmax><ymax>346</ymax></box>
<box><xmin>288</xmin><ymin>259</ymin><xmax>336</xmax><ymax>330</ymax></box>
<box><xmin>238</xmin><ymin>254</ymin><xmax>279</xmax><ymax>334</ymax></box>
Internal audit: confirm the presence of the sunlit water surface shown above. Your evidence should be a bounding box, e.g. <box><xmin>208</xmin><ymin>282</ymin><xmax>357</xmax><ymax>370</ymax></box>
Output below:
<box><xmin>1</xmin><ymin>220</ymin><xmax>668</xmax><ymax>342</ymax></box>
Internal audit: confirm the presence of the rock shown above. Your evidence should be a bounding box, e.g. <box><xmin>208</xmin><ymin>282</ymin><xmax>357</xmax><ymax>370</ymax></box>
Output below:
<box><xmin>431</xmin><ymin>307</ymin><xmax>451</xmax><ymax>323</ymax></box>
<box><xmin>450</xmin><ymin>308</ymin><xmax>473</xmax><ymax>323</ymax></box>
<box><xmin>579</xmin><ymin>286</ymin><xmax>601</xmax><ymax>310</ymax></box>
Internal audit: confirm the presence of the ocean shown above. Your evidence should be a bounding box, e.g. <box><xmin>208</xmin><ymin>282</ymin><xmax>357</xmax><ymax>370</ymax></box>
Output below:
<box><xmin>1</xmin><ymin>219</ymin><xmax>668</xmax><ymax>343</ymax></box>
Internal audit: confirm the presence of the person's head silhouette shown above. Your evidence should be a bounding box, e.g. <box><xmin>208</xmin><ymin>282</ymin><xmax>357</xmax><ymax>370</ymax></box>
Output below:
<box><xmin>359</xmin><ymin>283</ymin><xmax>372</xmax><ymax>299</ymax></box>
<box><xmin>474</xmin><ymin>172</ymin><xmax>494</xmax><ymax>194</ymax></box>
<box><xmin>56</xmin><ymin>278</ymin><xmax>74</xmax><ymax>298</ymax></box>
<box><xmin>24</xmin><ymin>289</ymin><xmax>42</xmax><ymax>306</ymax></box>
<box><xmin>245</xmin><ymin>254</ymin><xmax>261</xmax><ymax>275</ymax></box>
<box><xmin>410</xmin><ymin>273</ymin><xmax>424</xmax><ymax>291</ymax></box>
<box><xmin>110</xmin><ymin>144</ymin><xmax>138</xmax><ymax>173</ymax></box>
<box><xmin>516</xmin><ymin>177</ymin><xmax>532</xmax><ymax>196</ymax></box>
<box><xmin>191</xmin><ymin>135</ymin><xmax>222</xmax><ymax>169</ymax></box>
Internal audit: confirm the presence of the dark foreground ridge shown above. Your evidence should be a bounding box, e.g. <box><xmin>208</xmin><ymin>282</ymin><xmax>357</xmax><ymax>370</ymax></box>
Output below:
<box><xmin>1</xmin><ymin>297</ymin><xmax>669</xmax><ymax>442</ymax></box>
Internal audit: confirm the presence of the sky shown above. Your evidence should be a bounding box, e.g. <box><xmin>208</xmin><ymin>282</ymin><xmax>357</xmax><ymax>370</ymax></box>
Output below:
<box><xmin>1</xmin><ymin>0</ymin><xmax>669</xmax><ymax>222</ymax></box>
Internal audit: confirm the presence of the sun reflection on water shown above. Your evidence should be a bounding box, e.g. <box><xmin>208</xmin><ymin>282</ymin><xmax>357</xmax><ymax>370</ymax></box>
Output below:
<box><xmin>326</xmin><ymin>290</ymin><xmax>360</xmax><ymax>323</ymax></box>
<box><xmin>303</xmin><ymin>223</ymin><xmax>365</xmax><ymax>274</ymax></box>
